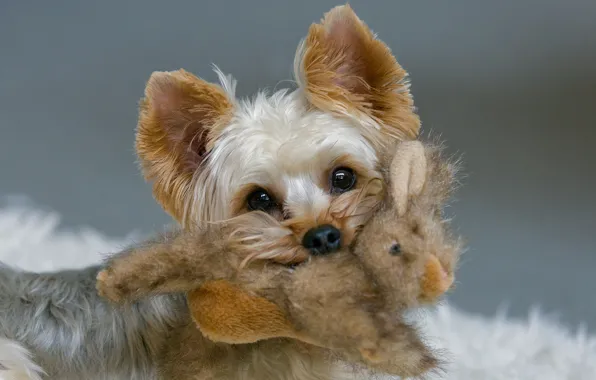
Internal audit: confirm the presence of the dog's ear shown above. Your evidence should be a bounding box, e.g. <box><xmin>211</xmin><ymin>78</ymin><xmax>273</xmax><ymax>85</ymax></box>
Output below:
<box><xmin>136</xmin><ymin>69</ymin><xmax>234</xmax><ymax>222</ymax></box>
<box><xmin>295</xmin><ymin>5</ymin><xmax>419</xmax><ymax>146</ymax></box>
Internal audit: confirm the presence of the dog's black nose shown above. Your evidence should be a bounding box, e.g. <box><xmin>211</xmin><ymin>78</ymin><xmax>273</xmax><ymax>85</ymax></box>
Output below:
<box><xmin>302</xmin><ymin>225</ymin><xmax>341</xmax><ymax>255</ymax></box>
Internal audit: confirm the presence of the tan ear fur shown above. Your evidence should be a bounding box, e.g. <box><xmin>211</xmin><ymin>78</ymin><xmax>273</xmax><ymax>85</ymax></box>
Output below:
<box><xmin>295</xmin><ymin>4</ymin><xmax>420</xmax><ymax>146</ymax></box>
<box><xmin>135</xmin><ymin>69</ymin><xmax>233</xmax><ymax>222</ymax></box>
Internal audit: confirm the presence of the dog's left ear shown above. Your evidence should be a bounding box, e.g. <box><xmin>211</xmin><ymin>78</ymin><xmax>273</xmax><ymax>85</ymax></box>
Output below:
<box><xmin>295</xmin><ymin>5</ymin><xmax>419</xmax><ymax>146</ymax></box>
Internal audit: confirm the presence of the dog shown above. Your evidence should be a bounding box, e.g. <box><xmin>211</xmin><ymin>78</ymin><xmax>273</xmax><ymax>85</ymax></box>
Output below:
<box><xmin>0</xmin><ymin>5</ymin><xmax>422</xmax><ymax>380</ymax></box>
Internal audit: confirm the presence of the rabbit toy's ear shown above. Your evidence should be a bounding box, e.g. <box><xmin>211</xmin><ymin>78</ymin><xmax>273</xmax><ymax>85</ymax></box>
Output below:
<box><xmin>388</xmin><ymin>141</ymin><xmax>427</xmax><ymax>216</ymax></box>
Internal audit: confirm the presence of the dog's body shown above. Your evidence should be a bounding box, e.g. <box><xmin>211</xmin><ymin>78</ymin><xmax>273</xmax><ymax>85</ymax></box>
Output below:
<box><xmin>0</xmin><ymin>5</ymin><xmax>433</xmax><ymax>380</ymax></box>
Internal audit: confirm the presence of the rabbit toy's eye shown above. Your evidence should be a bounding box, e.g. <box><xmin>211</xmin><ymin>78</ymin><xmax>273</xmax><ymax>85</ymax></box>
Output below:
<box><xmin>389</xmin><ymin>243</ymin><xmax>402</xmax><ymax>256</ymax></box>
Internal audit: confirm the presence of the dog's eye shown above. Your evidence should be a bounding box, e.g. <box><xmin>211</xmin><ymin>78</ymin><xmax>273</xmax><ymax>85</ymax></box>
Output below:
<box><xmin>247</xmin><ymin>189</ymin><xmax>275</xmax><ymax>211</ymax></box>
<box><xmin>330</xmin><ymin>167</ymin><xmax>356</xmax><ymax>193</ymax></box>
<box><xmin>389</xmin><ymin>243</ymin><xmax>402</xmax><ymax>256</ymax></box>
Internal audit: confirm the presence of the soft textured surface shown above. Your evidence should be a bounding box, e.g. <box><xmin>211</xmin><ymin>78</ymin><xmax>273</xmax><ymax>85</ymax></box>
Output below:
<box><xmin>0</xmin><ymin>202</ymin><xmax>594</xmax><ymax>380</ymax></box>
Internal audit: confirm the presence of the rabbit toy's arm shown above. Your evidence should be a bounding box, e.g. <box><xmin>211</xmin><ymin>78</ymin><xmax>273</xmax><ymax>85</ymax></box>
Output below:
<box><xmin>96</xmin><ymin>224</ymin><xmax>248</xmax><ymax>304</ymax></box>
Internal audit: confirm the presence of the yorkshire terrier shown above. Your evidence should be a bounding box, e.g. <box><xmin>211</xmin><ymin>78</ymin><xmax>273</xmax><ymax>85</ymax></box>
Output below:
<box><xmin>1</xmin><ymin>5</ymin><xmax>429</xmax><ymax>380</ymax></box>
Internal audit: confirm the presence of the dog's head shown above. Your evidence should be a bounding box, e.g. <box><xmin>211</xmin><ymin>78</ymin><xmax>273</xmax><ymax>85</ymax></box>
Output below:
<box><xmin>135</xmin><ymin>5</ymin><xmax>419</xmax><ymax>262</ymax></box>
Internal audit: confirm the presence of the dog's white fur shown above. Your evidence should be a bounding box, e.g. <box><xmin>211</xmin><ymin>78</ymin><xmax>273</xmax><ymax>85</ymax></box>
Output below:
<box><xmin>187</xmin><ymin>69</ymin><xmax>377</xmax><ymax>225</ymax></box>
<box><xmin>0</xmin><ymin>338</ymin><xmax>44</xmax><ymax>380</ymax></box>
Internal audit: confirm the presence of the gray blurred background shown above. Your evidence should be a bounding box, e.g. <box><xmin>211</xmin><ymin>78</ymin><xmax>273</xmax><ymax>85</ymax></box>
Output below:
<box><xmin>1</xmin><ymin>1</ymin><xmax>595</xmax><ymax>330</ymax></box>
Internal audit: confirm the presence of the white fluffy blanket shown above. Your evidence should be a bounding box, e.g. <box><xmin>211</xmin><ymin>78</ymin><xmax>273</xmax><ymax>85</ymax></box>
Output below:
<box><xmin>0</xmin><ymin>202</ymin><xmax>594</xmax><ymax>380</ymax></box>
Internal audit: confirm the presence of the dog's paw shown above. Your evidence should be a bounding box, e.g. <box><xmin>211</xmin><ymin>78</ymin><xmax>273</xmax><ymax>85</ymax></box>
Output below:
<box><xmin>96</xmin><ymin>269</ymin><xmax>127</xmax><ymax>303</ymax></box>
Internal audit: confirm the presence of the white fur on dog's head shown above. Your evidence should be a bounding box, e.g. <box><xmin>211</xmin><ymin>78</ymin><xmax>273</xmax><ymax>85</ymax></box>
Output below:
<box><xmin>135</xmin><ymin>5</ymin><xmax>420</xmax><ymax>261</ymax></box>
<box><xmin>193</xmin><ymin>85</ymin><xmax>379</xmax><ymax>223</ymax></box>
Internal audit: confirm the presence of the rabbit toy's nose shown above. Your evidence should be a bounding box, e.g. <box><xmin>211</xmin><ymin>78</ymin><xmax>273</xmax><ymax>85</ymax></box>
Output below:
<box><xmin>302</xmin><ymin>225</ymin><xmax>341</xmax><ymax>256</ymax></box>
<box><xmin>420</xmin><ymin>256</ymin><xmax>453</xmax><ymax>302</ymax></box>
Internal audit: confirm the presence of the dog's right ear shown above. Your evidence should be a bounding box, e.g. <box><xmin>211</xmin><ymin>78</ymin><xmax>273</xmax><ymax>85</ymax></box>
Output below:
<box><xmin>295</xmin><ymin>5</ymin><xmax>420</xmax><ymax>147</ymax></box>
<box><xmin>136</xmin><ymin>69</ymin><xmax>234</xmax><ymax>222</ymax></box>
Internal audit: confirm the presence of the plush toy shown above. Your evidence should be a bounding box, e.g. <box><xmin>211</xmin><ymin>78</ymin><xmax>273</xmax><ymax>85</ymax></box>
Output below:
<box><xmin>97</xmin><ymin>140</ymin><xmax>462</xmax><ymax>377</ymax></box>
